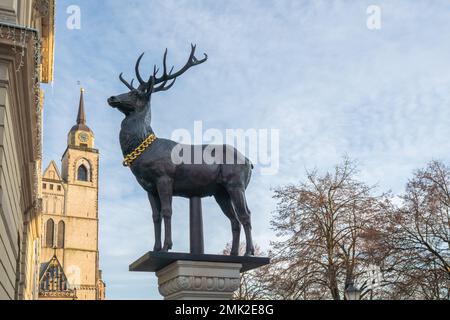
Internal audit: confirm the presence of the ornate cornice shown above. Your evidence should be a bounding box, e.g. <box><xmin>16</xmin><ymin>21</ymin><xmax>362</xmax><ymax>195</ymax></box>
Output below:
<box><xmin>36</xmin><ymin>0</ymin><xmax>55</xmax><ymax>83</ymax></box>
<box><xmin>33</xmin><ymin>0</ymin><xmax>50</xmax><ymax>18</ymax></box>
<box><xmin>39</xmin><ymin>290</ymin><xmax>76</xmax><ymax>299</ymax></box>
<box><xmin>78</xmin><ymin>285</ymin><xmax>98</xmax><ymax>291</ymax></box>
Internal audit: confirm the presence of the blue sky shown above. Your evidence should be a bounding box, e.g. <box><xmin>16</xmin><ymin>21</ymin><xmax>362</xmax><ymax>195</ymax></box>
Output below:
<box><xmin>42</xmin><ymin>0</ymin><xmax>450</xmax><ymax>299</ymax></box>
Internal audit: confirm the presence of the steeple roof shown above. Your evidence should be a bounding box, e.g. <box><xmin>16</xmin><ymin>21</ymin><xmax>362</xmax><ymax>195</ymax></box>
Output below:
<box><xmin>77</xmin><ymin>88</ymin><xmax>86</xmax><ymax>125</ymax></box>
<box><xmin>70</xmin><ymin>88</ymin><xmax>92</xmax><ymax>134</ymax></box>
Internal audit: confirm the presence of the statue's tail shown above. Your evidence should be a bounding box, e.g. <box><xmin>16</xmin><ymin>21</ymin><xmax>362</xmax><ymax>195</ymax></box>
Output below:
<box><xmin>247</xmin><ymin>158</ymin><xmax>254</xmax><ymax>170</ymax></box>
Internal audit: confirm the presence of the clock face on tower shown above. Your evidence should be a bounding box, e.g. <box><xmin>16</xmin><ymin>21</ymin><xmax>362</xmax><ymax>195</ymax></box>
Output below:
<box><xmin>78</xmin><ymin>132</ymin><xmax>89</xmax><ymax>143</ymax></box>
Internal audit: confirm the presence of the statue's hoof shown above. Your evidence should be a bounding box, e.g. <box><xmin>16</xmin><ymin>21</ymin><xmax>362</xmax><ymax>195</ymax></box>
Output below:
<box><xmin>153</xmin><ymin>245</ymin><xmax>162</xmax><ymax>252</ymax></box>
<box><xmin>245</xmin><ymin>250</ymin><xmax>255</xmax><ymax>257</ymax></box>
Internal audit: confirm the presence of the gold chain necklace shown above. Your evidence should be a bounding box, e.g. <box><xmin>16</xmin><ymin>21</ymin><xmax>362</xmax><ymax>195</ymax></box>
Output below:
<box><xmin>122</xmin><ymin>133</ymin><xmax>157</xmax><ymax>167</ymax></box>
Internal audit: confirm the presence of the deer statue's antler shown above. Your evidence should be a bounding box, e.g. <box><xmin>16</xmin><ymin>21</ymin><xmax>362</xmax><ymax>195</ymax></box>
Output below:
<box><xmin>154</xmin><ymin>44</ymin><xmax>208</xmax><ymax>85</ymax></box>
<box><xmin>119</xmin><ymin>73</ymin><xmax>135</xmax><ymax>91</ymax></box>
<box><xmin>135</xmin><ymin>53</ymin><xmax>146</xmax><ymax>86</ymax></box>
<box><xmin>133</xmin><ymin>44</ymin><xmax>208</xmax><ymax>95</ymax></box>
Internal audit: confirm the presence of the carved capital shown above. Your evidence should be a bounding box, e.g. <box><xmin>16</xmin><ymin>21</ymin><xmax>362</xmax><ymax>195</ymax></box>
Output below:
<box><xmin>156</xmin><ymin>260</ymin><xmax>242</xmax><ymax>300</ymax></box>
<box><xmin>159</xmin><ymin>275</ymin><xmax>240</xmax><ymax>297</ymax></box>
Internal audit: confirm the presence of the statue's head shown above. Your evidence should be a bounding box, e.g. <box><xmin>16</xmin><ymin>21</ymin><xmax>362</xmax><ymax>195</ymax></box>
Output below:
<box><xmin>107</xmin><ymin>81</ymin><xmax>152</xmax><ymax>116</ymax></box>
<box><xmin>108</xmin><ymin>45</ymin><xmax>208</xmax><ymax>117</ymax></box>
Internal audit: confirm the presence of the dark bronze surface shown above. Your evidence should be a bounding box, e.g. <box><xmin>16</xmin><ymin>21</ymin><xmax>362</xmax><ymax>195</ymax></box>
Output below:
<box><xmin>189</xmin><ymin>197</ymin><xmax>204</xmax><ymax>254</ymax></box>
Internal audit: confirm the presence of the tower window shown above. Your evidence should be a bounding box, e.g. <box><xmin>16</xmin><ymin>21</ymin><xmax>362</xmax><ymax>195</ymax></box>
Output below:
<box><xmin>77</xmin><ymin>165</ymin><xmax>88</xmax><ymax>182</ymax></box>
<box><xmin>45</xmin><ymin>219</ymin><xmax>55</xmax><ymax>248</ymax></box>
<box><xmin>57</xmin><ymin>185</ymin><xmax>61</xmax><ymax>191</ymax></box>
<box><xmin>57</xmin><ymin>221</ymin><xmax>65</xmax><ymax>248</ymax></box>
<box><xmin>50</xmin><ymin>184</ymin><xmax>54</xmax><ymax>190</ymax></box>
<box><xmin>43</xmin><ymin>183</ymin><xmax>46</xmax><ymax>189</ymax></box>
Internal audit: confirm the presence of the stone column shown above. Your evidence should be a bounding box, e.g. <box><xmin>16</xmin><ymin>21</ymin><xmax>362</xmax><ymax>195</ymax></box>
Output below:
<box><xmin>156</xmin><ymin>260</ymin><xmax>242</xmax><ymax>300</ymax></box>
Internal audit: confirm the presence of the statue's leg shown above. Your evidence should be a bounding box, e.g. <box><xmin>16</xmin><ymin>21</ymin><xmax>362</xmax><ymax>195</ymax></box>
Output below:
<box><xmin>226</xmin><ymin>187</ymin><xmax>255</xmax><ymax>256</ymax></box>
<box><xmin>148</xmin><ymin>193</ymin><xmax>162</xmax><ymax>252</ymax></box>
<box><xmin>214</xmin><ymin>191</ymin><xmax>241</xmax><ymax>256</ymax></box>
<box><xmin>156</xmin><ymin>178</ymin><xmax>174</xmax><ymax>252</ymax></box>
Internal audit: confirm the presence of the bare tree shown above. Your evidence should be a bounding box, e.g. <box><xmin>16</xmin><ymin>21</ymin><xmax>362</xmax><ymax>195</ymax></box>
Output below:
<box><xmin>237</xmin><ymin>159</ymin><xmax>449</xmax><ymax>300</ymax></box>
<box><xmin>222</xmin><ymin>243</ymin><xmax>270</xmax><ymax>300</ymax></box>
<box><xmin>268</xmin><ymin>158</ymin><xmax>388</xmax><ymax>300</ymax></box>
<box><xmin>383</xmin><ymin>161</ymin><xmax>450</xmax><ymax>299</ymax></box>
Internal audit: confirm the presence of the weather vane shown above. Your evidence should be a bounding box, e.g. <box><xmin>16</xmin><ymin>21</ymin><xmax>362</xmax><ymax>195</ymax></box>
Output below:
<box><xmin>77</xmin><ymin>80</ymin><xmax>84</xmax><ymax>92</ymax></box>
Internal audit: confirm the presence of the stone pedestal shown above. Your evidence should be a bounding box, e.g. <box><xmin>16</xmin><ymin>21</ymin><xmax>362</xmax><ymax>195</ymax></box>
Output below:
<box><xmin>130</xmin><ymin>252</ymin><xmax>270</xmax><ymax>300</ymax></box>
<box><xmin>156</xmin><ymin>260</ymin><xmax>241</xmax><ymax>300</ymax></box>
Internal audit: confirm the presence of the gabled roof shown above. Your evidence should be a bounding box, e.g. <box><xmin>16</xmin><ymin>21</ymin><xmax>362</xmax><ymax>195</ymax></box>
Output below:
<box><xmin>39</xmin><ymin>255</ymin><xmax>76</xmax><ymax>299</ymax></box>
<box><xmin>43</xmin><ymin>160</ymin><xmax>62</xmax><ymax>181</ymax></box>
<box><xmin>39</xmin><ymin>254</ymin><xmax>68</xmax><ymax>284</ymax></box>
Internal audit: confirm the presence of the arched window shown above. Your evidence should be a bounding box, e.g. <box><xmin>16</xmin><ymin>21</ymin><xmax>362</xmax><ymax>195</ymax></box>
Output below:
<box><xmin>77</xmin><ymin>165</ymin><xmax>88</xmax><ymax>181</ymax></box>
<box><xmin>57</xmin><ymin>221</ymin><xmax>65</xmax><ymax>248</ymax></box>
<box><xmin>45</xmin><ymin>219</ymin><xmax>54</xmax><ymax>248</ymax></box>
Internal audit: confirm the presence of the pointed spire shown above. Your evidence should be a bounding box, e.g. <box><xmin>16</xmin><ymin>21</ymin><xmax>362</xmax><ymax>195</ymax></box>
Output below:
<box><xmin>69</xmin><ymin>87</ymin><xmax>93</xmax><ymax>140</ymax></box>
<box><xmin>77</xmin><ymin>88</ymin><xmax>86</xmax><ymax>125</ymax></box>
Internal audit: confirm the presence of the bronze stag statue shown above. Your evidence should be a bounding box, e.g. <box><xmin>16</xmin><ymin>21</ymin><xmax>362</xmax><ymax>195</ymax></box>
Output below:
<box><xmin>108</xmin><ymin>45</ymin><xmax>255</xmax><ymax>256</ymax></box>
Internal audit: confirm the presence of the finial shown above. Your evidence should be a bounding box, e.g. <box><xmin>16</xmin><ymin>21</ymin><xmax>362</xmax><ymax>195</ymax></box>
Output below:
<box><xmin>80</xmin><ymin>87</ymin><xmax>85</xmax><ymax>93</ymax></box>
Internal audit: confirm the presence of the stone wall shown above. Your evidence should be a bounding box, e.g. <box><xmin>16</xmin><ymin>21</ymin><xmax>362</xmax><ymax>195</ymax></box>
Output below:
<box><xmin>0</xmin><ymin>74</ymin><xmax>22</xmax><ymax>300</ymax></box>
<box><xmin>0</xmin><ymin>0</ymin><xmax>55</xmax><ymax>300</ymax></box>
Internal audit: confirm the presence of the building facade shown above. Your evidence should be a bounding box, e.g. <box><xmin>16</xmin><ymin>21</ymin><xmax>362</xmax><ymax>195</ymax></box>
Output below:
<box><xmin>0</xmin><ymin>0</ymin><xmax>55</xmax><ymax>300</ymax></box>
<box><xmin>39</xmin><ymin>89</ymin><xmax>105</xmax><ymax>300</ymax></box>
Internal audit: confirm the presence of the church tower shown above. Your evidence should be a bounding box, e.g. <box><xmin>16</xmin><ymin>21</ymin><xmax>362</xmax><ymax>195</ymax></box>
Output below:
<box><xmin>39</xmin><ymin>89</ymin><xmax>105</xmax><ymax>300</ymax></box>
